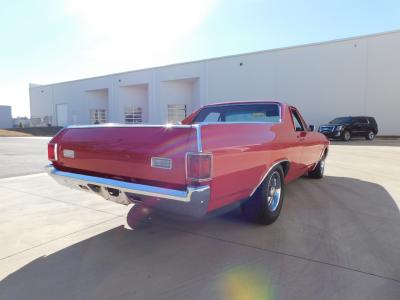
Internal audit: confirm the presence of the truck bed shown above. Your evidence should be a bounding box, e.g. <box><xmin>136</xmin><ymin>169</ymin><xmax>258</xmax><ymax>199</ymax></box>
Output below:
<box><xmin>50</xmin><ymin>125</ymin><xmax>199</xmax><ymax>190</ymax></box>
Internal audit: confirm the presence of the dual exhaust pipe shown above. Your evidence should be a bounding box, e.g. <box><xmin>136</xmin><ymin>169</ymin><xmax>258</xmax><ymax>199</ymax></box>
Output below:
<box><xmin>82</xmin><ymin>183</ymin><xmax>142</xmax><ymax>204</ymax></box>
<box><xmin>85</xmin><ymin>183</ymin><xmax>120</xmax><ymax>197</ymax></box>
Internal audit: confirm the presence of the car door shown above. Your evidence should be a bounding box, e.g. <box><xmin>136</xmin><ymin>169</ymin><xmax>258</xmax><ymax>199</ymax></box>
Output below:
<box><xmin>358</xmin><ymin>117</ymin><xmax>370</xmax><ymax>135</ymax></box>
<box><xmin>291</xmin><ymin>108</ymin><xmax>322</xmax><ymax>167</ymax></box>
<box><xmin>288</xmin><ymin>108</ymin><xmax>308</xmax><ymax>172</ymax></box>
<box><xmin>352</xmin><ymin>117</ymin><xmax>367</xmax><ymax>136</ymax></box>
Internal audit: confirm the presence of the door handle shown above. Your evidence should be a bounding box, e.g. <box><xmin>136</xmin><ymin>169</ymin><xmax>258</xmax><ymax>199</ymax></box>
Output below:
<box><xmin>296</xmin><ymin>135</ymin><xmax>305</xmax><ymax>141</ymax></box>
<box><xmin>297</xmin><ymin>132</ymin><xmax>307</xmax><ymax>140</ymax></box>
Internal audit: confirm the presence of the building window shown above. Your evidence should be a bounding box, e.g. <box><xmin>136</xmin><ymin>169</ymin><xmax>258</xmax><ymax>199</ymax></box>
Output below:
<box><xmin>124</xmin><ymin>106</ymin><xmax>143</xmax><ymax>124</ymax></box>
<box><xmin>90</xmin><ymin>109</ymin><xmax>107</xmax><ymax>124</ymax></box>
<box><xmin>168</xmin><ymin>104</ymin><xmax>187</xmax><ymax>123</ymax></box>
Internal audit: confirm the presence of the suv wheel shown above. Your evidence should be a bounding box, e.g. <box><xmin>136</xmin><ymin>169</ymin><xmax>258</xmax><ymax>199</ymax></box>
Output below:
<box><xmin>366</xmin><ymin>130</ymin><xmax>375</xmax><ymax>140</ymax></box>
<box><xmin>342</xmin><ymin>130</ymin><xmax>351</xmax><ymax>141</ymax></box>
<box><xmin>241</xmin><ymin>165</ymin><xmax>284</xmax><ymax>225</ymax></box>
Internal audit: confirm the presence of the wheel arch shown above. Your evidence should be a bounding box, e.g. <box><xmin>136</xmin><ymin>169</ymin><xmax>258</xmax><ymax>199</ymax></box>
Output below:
<box><xmin>322</xmin><ymin>147</ymin><xmax>328</xmax><ymax>159</ymax></box>
<box><xmin>280</xmin><ymin>160</ymin><xmax>290</xmax><ymax>177</ymax></box>
<box><xmin>250</xmin><ymin>159</ymin><xmax>289</xmax><ymax>197</ymax></box>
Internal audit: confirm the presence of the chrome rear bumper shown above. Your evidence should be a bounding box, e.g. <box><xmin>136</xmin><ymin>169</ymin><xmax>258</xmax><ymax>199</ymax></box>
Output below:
<box><xmin>46</xmin><ymin>165</ymin><xmax>210</xmax><ymax>218</ymax></box>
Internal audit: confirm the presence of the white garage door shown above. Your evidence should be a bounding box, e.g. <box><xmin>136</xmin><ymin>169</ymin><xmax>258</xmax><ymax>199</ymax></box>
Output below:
<box><xmin>56</xmin><ymin>104</ymin><xmax>68</xmax><ymax>126</ymax></box>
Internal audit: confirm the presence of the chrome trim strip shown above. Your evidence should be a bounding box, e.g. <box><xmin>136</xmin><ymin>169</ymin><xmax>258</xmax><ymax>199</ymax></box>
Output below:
<box><xmin>195</xmin><ymin>121</ymin><xmax>280</xmax><ymax>125</ymax></box>
<box><xmin>46</xmin><ymin>165</ymin><xmax>208</xmax><ymax>203</ymax></box>
<box><xmin>54</xmin><ymin>143</ymin><xmax>58</xmax><ymax>161</ymax></box>
<box><xmin>194</xmin><ymin>124</ymin><xmax>203</xmax><ymax>152</ymax></box>
<box><xmin>249</xmin><ymin>159</ymin><xmax>289</xmax><ymax>197</ymax></box>
<box><xmin>67</xmin><ymin>124</ymin><xmax>195</xmax><ymax>129</ymax></box>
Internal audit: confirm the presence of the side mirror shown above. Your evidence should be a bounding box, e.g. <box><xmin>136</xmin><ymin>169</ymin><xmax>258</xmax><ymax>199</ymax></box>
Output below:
<box><xmin>309</xmin><ymin>124</ymin><xmax>315</xmax><ymax>131</ymax></box>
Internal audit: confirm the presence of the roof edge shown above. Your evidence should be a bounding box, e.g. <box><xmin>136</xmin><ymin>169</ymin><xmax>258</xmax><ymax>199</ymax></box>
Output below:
<box><xmin>29</xmin><ymin>28</ymin><xmax>400</xmax><ymax>89</ymax></box>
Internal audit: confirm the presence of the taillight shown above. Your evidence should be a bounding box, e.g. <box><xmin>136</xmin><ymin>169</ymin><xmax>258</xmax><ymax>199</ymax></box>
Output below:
<box><xmin>48</xmin><ymin>143</ymin><xmax>57</xmax><ymax>161</ymax></box>
<box><xmin>186</xmin><ymin>153</ymin><xmax>212</xmax><ymax>182</ymax></box>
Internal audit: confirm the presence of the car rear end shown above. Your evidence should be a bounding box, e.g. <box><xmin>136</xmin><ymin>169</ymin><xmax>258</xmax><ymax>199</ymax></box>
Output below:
<box><xmin>367</xmin><ymin>117</ymin><xmax>379</xmax><ymax>134</ymax></box>
<box><xmin>47</xmin><ymin>124</ymin><xmax>213</xmax><ymax>218</ymax></box>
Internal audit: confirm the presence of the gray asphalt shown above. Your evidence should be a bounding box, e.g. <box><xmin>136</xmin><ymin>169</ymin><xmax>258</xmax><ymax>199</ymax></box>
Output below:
<box><xmin>0</xmin><ymin>137</ymin><xmax>50</xmax><ymax>178</ymax></box>
<box><xmin>0</xmin><ymin>138</ymin><xmax>399</xmax><ymax>299</ymax></box>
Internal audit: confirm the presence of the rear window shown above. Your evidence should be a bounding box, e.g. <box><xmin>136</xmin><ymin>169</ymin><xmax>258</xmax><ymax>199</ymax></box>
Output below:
<box><xmin>367</xmin><ymin>117</ymin><xmax>377</xmax><ymax>125</ymax></box>
<box><xmin>355</xmin><ymin>117</ymin><xmax>368</xmax><ymax>124</ymax></box>
<box><xmin>193</xmin><ymin>103</ymin><xmax>281</xmax><ymax>123</ymax></box>
<box><xmin>329</xmin><ymin>117</ymin><xmax>352</xmax><ymax>124</ymax></box>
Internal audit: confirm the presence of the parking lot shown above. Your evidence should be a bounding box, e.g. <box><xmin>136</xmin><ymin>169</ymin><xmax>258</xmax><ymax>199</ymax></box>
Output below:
<box><xmin>0</xmin><ymin>137</ymin><xmax>399</xmax><ymax>299</ymax></box>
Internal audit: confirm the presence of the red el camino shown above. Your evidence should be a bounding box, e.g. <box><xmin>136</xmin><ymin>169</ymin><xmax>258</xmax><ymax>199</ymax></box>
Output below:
<box><xmin>47</xmin><ymin>101</ymin><xmax>329</xmax><ymax>224</ymax></box>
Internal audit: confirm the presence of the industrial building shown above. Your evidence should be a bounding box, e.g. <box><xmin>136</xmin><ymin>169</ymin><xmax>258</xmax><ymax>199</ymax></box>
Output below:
<box><xmin>0</xmin><ymin>105</ymin><xmax>12</xmax><ymax>128</ymax></box>
<box><xmin>29</xmin><ymin>30</ymin><xmax>400</xmax><ymax>135</ymax></box>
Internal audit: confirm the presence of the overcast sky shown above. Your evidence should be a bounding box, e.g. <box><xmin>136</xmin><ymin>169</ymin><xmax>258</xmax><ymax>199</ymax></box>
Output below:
<box><xmin>1</xmin><ymin>0</ymin><xmax>400</xmax><ymax>117</ymax></box>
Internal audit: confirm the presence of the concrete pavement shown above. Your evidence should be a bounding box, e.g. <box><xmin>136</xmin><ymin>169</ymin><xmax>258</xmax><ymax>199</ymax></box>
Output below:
<box><xmin>0</xmin><ymin>137</ymin><xmax>50</xmax><ymax>178</ymax></box>
<box><xmin>0</xmin><ymin>141</ymin><xmax>399</xmax><ymax>299</ymax></box>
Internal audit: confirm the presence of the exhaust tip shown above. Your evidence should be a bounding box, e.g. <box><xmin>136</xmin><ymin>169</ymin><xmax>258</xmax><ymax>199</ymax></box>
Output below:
<box><xmin>88</xmin><ymin>184</ymin><xmax>101</xmax><ymax>193</ymax></box>
<box><xmin>106</xmin><ymin>187</ymin><xmax>120</xmax><ymax>197</ymax></box>
<box><xmin>78</xmin><ymin>184</ymin><xmax>89</xmax><ymax>190</ymax></box>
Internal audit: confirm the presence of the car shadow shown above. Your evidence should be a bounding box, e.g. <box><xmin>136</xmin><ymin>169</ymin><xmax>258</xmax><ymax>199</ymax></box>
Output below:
<box><xmin>1</xmin><ymin>176</ymin><xmax>400</xmax><ymax>300</ymax></box>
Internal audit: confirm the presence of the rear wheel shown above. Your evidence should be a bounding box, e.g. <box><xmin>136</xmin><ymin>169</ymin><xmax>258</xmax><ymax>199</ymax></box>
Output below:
<box><xmin>342</xmin><ymin>130</ymin><xmax>351</xmax><ymax>141</ymax></box>
<box><xmin>366</xmin><ymin>130</ymin><xmax>375</xmax><ymax>140</ymax></box>
<box><xmin>241</xmin><ymin>165</ymin><xmax>284</xmax><ymax>225</ymax></box>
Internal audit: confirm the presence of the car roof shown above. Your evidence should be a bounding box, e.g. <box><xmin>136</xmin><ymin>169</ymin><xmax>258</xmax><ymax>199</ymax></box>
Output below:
<box><xmin>201</xmin><ymin>100</ymin><xmax>287</xmax><ymax>107</ymax></box>
<box><xmin>333</xmin><ymin>116</ymin><xmax>375</xmax><ymax>118</ymax></box>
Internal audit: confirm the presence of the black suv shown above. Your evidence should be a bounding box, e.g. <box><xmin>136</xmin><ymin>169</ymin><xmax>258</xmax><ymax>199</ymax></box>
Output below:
<box><xmin>318</xmin><ymin>116</ymin><xmax>378</xmax><ymax>141</ymax></box>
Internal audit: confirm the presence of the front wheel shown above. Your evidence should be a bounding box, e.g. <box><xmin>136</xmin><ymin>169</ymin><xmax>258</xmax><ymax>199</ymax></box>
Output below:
<box><xmin>241</xmin><ymin>165</ymin><xmax>285</xmax><ymax>225</ymax></box>
<box><xmin>308</xmin><ymin>157</ymin><xmax>325</xmax><ymax>179</ymax></box>
<box><xmin>366</xmin><ymin>130</ymin><xmax>375</xmax><ymax>140</ymax></box>
<box><xmin>342</xmin><ymin>130</ymin><xmax>351</xmax><ymax>141</ymax></box>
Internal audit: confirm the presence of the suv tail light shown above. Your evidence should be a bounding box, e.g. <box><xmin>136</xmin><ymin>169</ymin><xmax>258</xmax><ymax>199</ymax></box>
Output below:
<box><xmin>48</xmin><ymin>143</ymin><xmax>58</xmax><ymax>161</ymax></box>
<box><xmin>186</xmin><ymin>152</ymin><xmax>212</xmax><ymax>182</ymax></box>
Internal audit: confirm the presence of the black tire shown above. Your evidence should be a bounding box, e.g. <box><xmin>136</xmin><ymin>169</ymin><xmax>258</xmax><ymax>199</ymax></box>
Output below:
<box><xmin>342</xmin><ymin>130</ymin><xmax>351</xmax><ymax>141</ymax></box>
<box><xmin>308</xmin><ymin>157</ymin><xmax>325</xmax><ymax>179</ymax></box>
<box><xmin>126</xmin><ymin>204</ymin><xmax>152</xmax><ymax>229</ymax></box>
<box><xmin>241</xmin><ymin>165</ymin><xmax>285</xmax><ymax>225</ymax></box>
<box><xmin>366</xmin><ymin>130</ymin><xmax>375</xmax><ymax>140</ymax></box>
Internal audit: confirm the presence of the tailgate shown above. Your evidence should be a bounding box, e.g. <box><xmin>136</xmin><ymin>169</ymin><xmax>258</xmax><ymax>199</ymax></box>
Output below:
<box><xmin>51</xmin><ymin>125</ymin><xmax>198</xmax><ymax>189</ymax></box>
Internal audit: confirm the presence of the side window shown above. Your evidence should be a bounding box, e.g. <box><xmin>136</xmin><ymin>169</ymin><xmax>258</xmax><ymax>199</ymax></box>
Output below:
<box><xmin>203</xmin><ymin>112</ymin><xmax>221</xmax><ymax>122</ymax></box>
<box><xmin>291</xmin><ymin>110</ymin><xmax>304</xmax><ymax>131</ymax></box>
<box><xmin>354</xmin><ymin>117</ymin><xmax>367</xmax><ymax>124</ymax></box>
<box><xmin>368</xmin><ymin>118</ymin><xmax>376</xmax><ymax>126</ymax></box>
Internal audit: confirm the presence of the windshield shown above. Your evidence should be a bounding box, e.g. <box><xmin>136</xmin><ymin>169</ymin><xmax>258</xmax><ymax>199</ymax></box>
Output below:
<box><xmin>193</xmin><ymin>103</ymin><xmax>280</xmax><ymax>123</ymax></box>
<box><xmin>329</xmin><ymin>117</ymin><xmax>352</xmax><ymax>124</ymax></box>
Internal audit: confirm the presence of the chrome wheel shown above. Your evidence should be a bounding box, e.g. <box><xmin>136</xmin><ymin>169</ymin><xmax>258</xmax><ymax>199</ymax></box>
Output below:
<box><xmin>266</xmin><ymin>171</ymin><xmax>282</xmax><ymax>212</ymax></box>
<box><xmin>344</xmin><ymin>131</ymin><xmax>351</xmax><ymax>141</ymax></box>
<box><xmin>368</xmin><ymin>131</ymin><xmax>374</xmax><ymax>140</ymax></box>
